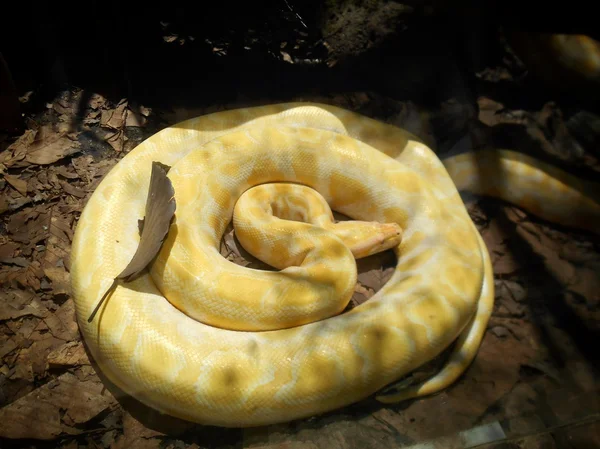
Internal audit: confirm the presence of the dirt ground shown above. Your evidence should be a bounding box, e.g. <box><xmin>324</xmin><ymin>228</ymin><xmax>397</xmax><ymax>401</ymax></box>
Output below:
<box><xmin>1</xmin><ymin>6</ymin><xmax>599</xmax><ymax>449</ymax></box>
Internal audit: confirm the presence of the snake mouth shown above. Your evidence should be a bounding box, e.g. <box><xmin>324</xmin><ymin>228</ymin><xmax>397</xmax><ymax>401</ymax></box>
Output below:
<box><xmin>348</xmin><ymin>223</ymin><xmax>403</xmax><ymax>259</ymax></box>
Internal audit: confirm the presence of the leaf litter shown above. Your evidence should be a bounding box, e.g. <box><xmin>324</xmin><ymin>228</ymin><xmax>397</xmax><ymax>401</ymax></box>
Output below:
<box><xmin>0</xmin><ymin>84</ymin><xmax>598</xmax><ymax>448</ymax></box>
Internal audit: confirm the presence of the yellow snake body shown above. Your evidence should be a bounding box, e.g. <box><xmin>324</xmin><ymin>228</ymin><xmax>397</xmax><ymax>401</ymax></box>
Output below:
<box><xmin>70</xmin><ymin>103</ymin><xmax>599</xmax><ymax>427</ymax></box>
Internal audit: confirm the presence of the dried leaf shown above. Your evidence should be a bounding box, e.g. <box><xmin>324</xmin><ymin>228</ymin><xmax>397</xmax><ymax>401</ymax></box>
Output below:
<box><xmin>125</xmin><ymin>108</ymin><xmax>148</xmax><ymax>127</ymax></box>
<box><xmin>0</xmin><ymin>338</ymin><xmax>18</xmax><ymax>359</ymax></box>
<box><xmin>1</xmin><ymin>257</ymin><xmax>29</xmax><ymax>267</ymax></box>
<box><xmin>42</xmin><ymin>206</ymin><xmax>73</xmax><ymax>288</ymax></box>
<box><xmin>0</xmin><ymin>372</ymin><xmax>115</xmax><ymax>440</ymax></box>
<box><xmin>4</xmin><ymin>174</ymin><xmax>28</xmax><ymax>196</ymax></box>
<box><xmin>55</xmin><ymin>166</ymin><xmax>79</xmax><ymax>179</ymax></box>
<box><xmin>119</xmin><ymin>162</ymin><xmax>175</xmax><ymax>281</ymax></box>
<box><xmin>111</xmin><ymin>413</ymin><xmax>164</xmax><ymax>449</ymax></box>
<box><xmin>60</xmin><ymin>180</ymin><xmax>86</xmax><ymax>198</ymax></box>
<box><xmin>44</xmin><ymin>299</ymin><xmax>78</xmax><ymax>341</ymax></box>
<box><xmin>0</xmin><ymin>195</ymin><xmax>8</xmax><ymax>213</ymax></box>
<box><xmin>356</xmin><ymin>251</ymin><xmax>396</xmax><ymax>291</ymax></box>
<box><xmin>280</xmin><ymin>51</ymin><xmax>293</xmax><ymax>63</ymax></box>
<box><xmin>47</xmin><ymin>341</ymin><xmax>90</xmax><ymax>367</ymax></box>
<box><xmin>7</xmin><ymin>205</ymin><xmax>51</xmax><ymax>245</ymax></box>
<box><xmin>88</xmin><ymin>162</ymin><xmax>176</xmax><ymax>321</ymax></box>
<box><xmin>100</xmin><ymin>99</ymin><xmax>128</xmax><ymax>130</ymax></box>
<box><xmin>0</xmin><ymin>129</ymin><xmax>36</xmax><ymax>166</ymax></box>
<box><xmin>105</xmin><ymin>129</ymin><xmax>125</xmax><ymax>152</ymax></box>
<box><xmin>0</xmin><ymin>290</ymin><xmax>48</xmax><ymax>320</ymax></box>
<box><xmin>25</xmin><ymin>126</ymin><xmax>81</xmax><ymax>165</ymax></box>
<box><xmin>88</xmin><ymin>93</ymin><xmax>106</xmax><ymax>109</ymax></box>
<box><xmin>0</xmin><ymin>242</ymin><xmax>19</xmax><ymax>261</ymax></box>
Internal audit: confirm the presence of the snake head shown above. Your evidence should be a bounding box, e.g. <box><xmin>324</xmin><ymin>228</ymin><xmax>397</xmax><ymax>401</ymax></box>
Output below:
<box><xmin>332</xmin><ymin>221</ymin><xmax>403</xmax><ymax>259</ymax></box>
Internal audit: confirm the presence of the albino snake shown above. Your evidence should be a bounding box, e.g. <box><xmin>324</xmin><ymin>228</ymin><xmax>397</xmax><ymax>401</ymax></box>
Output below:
<box><xmin>70</xmin><ymin>102</ymin><xmax>600</xmax><ymax>427</ymax></box>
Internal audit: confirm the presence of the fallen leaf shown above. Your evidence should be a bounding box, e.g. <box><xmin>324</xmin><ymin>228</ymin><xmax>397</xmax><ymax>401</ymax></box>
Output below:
<box><xmin>0</xmin><ymin>290</ymin><xmax>48</xmax><ymax>320</ymax></box>
<box><xmin>1</xmin><ymin>257</ymin><xmax>29</xmax><ymax>267</ymax></box>
<box><xmin>0</xmin><ymin>295</ymin><xmax>47</xmax><ymax>320</ymax></box>
<box><xmin>111</xmin><ymin>412</ymin><xmax>164</xmax><ymax>449</ymax></box>
<box><xmin>83</xmin><ymin>109</ymin><xmax>101</xmax><ymax>125</ymax></box>
<box><xmin>0</xmin><ymin>241</ymin><xmax>19</xmax><ymax>261</ymax></box>
<box><xmin>88</xmin><ymin>93</ymin><xmax>106</xmax><ymax>109</ymax></box>
<box><xmin>52</xmin><ymin>100</ymin><xmax>73</xmax><ymax>116</ymax></box>
<box><xmin>101</xmin><ymin>99</ymin><xmax>128</xmax><ymax>130</ymax></box>
<box><xmin>47</xmin><ymin>341</ymin><xmax>90</xmax><ymax>367</ymax></box>
<box><xmin>125</xmin><ymin>109</ymin><xmax>148</xmax><ymax>127</ymax></box>
<box><xmin>7</xmin><ymin>204</ymin><xmax>51</xmax><ymax>246</ymax></box>
<box><xmin>118</xmin><ymin>162</ymin><xmax>175</xmax><ymax>281</ymax></box>
<box><xmin>60</xmin><ymin>180</ymin><xmax>86</xmax><ymax>198</ymax></box>
<box><xmin>0</xmin><ymin>129</ymin><xmax>36</xmax><ymax>166</ymax></box>
<box><xmin>356</xmin><ymin>251</ymin><xmax>396</xmax><ymax>291</ymax></box>
<box><xmin>25</xmin><ymin>126</ymin><xmax>81</xmax><ymax>165</ymax></box>
<box><xmin>0</xmin><ymin>338</ymin><xmax>18</xmax><ymax>359</ymax></box>
<box><xmin>106</xmin><ymin>129</ymin><xmax>125</xmax><ymax>152</ymax></box>
<box><xmin>13</xmin><ymin>261</ymin><xmax>45</xmax><ymax>291</ymax></box>
<box><xmin>4</xmin><ymin>174</ymin><xmax>28</xmax><ymax>196</ymax></box>
<box><xmin>12</xmin><ymin>335</ymin><xmax>64</xmax><ymax>380</ymax></box>
<box><xmin>0</xmin><ymin>194</ymin><xmax>8</xmax><ymax>213</ymax></box>
<box><xmin>0</xmin><ymin>372</ymin><xmax>116</xmax><ymax>440</ymax></box>
<box><xmin>88</xmin><ymin>162</ymin><xmax>176</xmax><ymax>322</ymax></box>
<box><xmin>43</xmin><ymin>207</ymin><xmax>73</xmax><ymax>294</ymax></box>
<box><xmin>55</xmin><ymin>166</ymin><xmax>79</xmax><ymax>179</ymax></box>
<box><xmin>44</xmin><ymin>299</ymin><xmax>78</xmax><ymax>341</ymax></box>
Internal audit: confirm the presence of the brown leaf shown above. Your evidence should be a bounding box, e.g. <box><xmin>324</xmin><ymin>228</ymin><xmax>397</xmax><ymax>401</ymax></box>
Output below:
<box><xmin>4</xmin><ymin>174</ymin><xmax>28</xmax><ymax>196</ymax></box>
<box><xmin>88</xmin><ymin>162</ymin><xmax>176</xmax><ymax>322</ymax></box>
<box><xmin>12</xmin><ymin>335</ymin><xmax>64</xmax><ymax>380</ymax></box>
<box><xmin>83</xmin><ymin>109</ymin><xmax>101</xmax><ymax>125</ymax></box>
<box><xmin>105</xmin><ymin>129</ymin><xmax>125</xmax><ymax>152</ymax></box>
<box><xmin>2</xmin><ymin>257</ymin><xmax>29</xmax><ymax>267</ymax></box>
<box><xmin>0</xmin><ymin>241</ymin><xmax>19</xmax><ymax>261</ymax></box>
<box><xmin>55</xmin><ymin>166</ymin><xmax>79</xmax><ymax>179</ymax></box>
<box><xmin>43</xmin><ymin>207</ymin><xmax>73</xmax><ymax>294</ymax></box>
<box><xmin>0</xmin><ymin>372</ymin><xmax>116</xmax><ymax>440</ymax></box>
<box><xmin>111</xmin><ymin>412</ymin><xmax>164</xmax><ymax>449</ymax></box>
<box><xmin>356</xmin><ymin>251</ymin><xmax>396</xmax><ymax>291</ymax></box>
<box><xmin>25</xmin><ymin>126</ymin><xmax>81</xmax><ymax>165</ymax></box>
<box><xmin>101</xmin><ymin>99</ymin><xmax>128</xmax><ymax>130</ymax></box>
<box><xmin>47</xmin><ymin>341</ymin><xmax>90</xmax><ymax>367</ymax></box>
<box><xmin>0</xmin><ymin>296</ymin><xmax>47</xmax><ymax>321</ymax></box>
<box><xmin>44</xmin><ymin>299</ymin><xmax>78</xmax><ymax>341</ymax></box>
<box><xmin>125</xmin><ymin>109</ymin><xmax>148</xmax><ymax>127</ymax></box>
<box><xmin>60</xmin><ymin>180</ymin><xmax>86</xmax><ymax>198</ymax></box>
<box><xmin>0</xmin><ymin>194</ymin><xmax>9</xmax><ymax>214</ymax></box>
<box><xmin>119</xmin><ymin>162</ymin><xmax>175</xmax><ymax>281</ymax></box>
<box><xmin>87</xmin><ymin>93</ymin><xmax>106</xmax><ymax>109</ymax></box>
<box><xmin>7</xmin><ymin>204</ymin><xmax>51</xmax><ymax>245</ymax></box>
<box><xmin>0</xmin><ymin>338</ymin><xmax>18</xmax><ymax>359</ymax></box>
<box><xmin>0</xmin><ymin>129</ymin><xmax>36</xmax><ymax>166</ymax></box>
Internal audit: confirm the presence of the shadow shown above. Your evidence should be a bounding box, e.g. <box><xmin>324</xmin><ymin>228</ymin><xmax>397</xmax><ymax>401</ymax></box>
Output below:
<box><xmin>479</xmin><ymin>199</ymin><xmax>600</xmax><ymax>372</ymax></box>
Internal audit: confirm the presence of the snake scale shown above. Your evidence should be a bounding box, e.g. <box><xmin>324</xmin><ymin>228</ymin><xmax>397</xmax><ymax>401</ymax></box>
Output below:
<box><xmin>70</xmin><ymin>102</ymin><xmax>600</xmax><ymax>427</ymax></box>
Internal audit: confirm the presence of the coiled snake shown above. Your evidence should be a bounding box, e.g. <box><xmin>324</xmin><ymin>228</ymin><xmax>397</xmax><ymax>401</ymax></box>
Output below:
<box><xmin>70</xmin><ymin>103</ymin><xmax>600</xmax><ymax>427</ymax></box>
